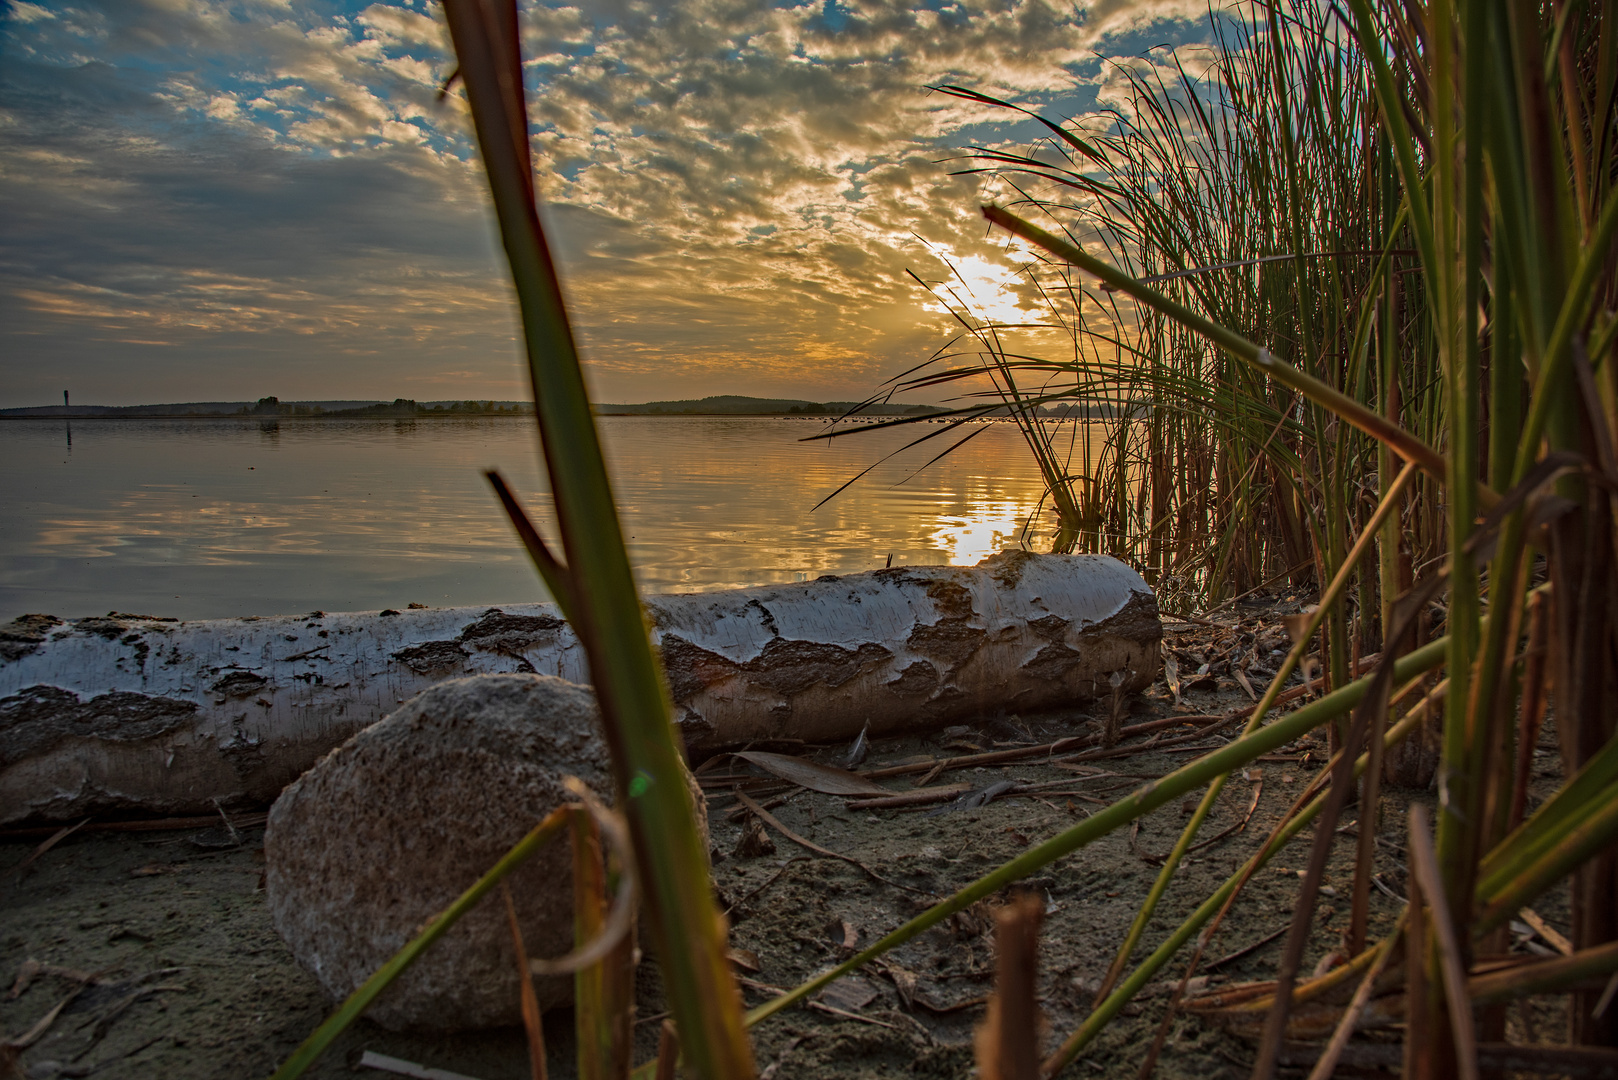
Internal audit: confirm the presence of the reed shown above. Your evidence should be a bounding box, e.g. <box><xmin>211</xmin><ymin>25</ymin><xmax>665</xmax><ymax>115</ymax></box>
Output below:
<box><xmin>270</xmin><ymin>1</ymin><xmax>753</xmax><ymax>1076</ymax></box>
<box><xmin>927</xmin><ymin>0</ymin><xmax>1618</xmax><ymax>1066</ymax></box>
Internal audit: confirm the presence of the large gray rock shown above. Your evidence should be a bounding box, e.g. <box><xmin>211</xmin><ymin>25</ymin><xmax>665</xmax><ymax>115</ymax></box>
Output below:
<box><xmin>264</xmin><ymin>673</ymin><xmax>615</xmax><ymax>1032</ymax></box>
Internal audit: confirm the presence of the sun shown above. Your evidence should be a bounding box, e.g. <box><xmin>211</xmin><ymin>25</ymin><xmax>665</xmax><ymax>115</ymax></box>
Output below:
<box><xmin>930</xmin><ymin>499</ymin><xmax>1029</xmax><ymax>565</ymax></box>
<box><xmin>922</xmin><ymin>253</ymin><xmax>1040</xmax><ymax>327</ymax></box>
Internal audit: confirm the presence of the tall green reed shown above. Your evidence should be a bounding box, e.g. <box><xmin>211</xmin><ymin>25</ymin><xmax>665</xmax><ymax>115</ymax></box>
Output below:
<box><xmin>271</xmin><ymin>1</ymin><xmax>754</xmax><ymax>1076</ymax></box>
<box><xmin>940</xmin><ymin>0</ymin><xmax>1618</xmax><ymax>1064</ymax></box>
<box><xmin>436</xmin><ymin>2</ymin><xmax>755</xmax><ymax>1073</ymax></box>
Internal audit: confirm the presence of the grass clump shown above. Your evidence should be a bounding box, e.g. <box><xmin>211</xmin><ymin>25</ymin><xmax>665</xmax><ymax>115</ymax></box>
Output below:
<box><xmin>913</xmin><ymin>0</ymin><xmax>1618</xmax><ymax>1065</ymax></box>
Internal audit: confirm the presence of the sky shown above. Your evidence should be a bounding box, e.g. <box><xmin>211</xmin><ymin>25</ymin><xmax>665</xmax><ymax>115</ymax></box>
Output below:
<box><xmin>0</xmin><ymin>0</ymin><xmax>1208</xmax><ymax>408</ymax></box>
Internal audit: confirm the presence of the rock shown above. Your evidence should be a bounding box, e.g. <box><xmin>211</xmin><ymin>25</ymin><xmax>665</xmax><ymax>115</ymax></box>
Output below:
<box><xmin>265</xmin><ymin>673</ymin><xmax>618</xmax><ymax>1031</ymax></box>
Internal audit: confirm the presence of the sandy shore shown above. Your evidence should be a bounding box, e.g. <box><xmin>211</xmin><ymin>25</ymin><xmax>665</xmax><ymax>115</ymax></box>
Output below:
<box><xmin>0</xmin><ymin>604</ymin><xmax>1575</xmax><ymax>1078</ymax></box>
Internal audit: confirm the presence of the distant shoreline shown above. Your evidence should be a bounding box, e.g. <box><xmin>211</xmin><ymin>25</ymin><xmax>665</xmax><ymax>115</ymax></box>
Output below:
<box><xmin>1</xmin><ymin>393</ymin><xmax>1127</xmax><ymax>421</ymax></box>
<box><xmin>0</xmin><ymin>393</ymin><xmax>946</xmax><ymax>421</ymax></box>
<box><xmin>0</xmin><ymin>412</ymin><xmax>929</xmax><ymax>420</ymax></box>
<box><xmin>0</xmin><ymin>411</ymin><xmax>941</xmax><ymax>421</ymax></box>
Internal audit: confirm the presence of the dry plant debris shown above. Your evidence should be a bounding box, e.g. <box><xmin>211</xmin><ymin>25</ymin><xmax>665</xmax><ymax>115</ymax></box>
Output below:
<box><xmin>0</xmin><ymin>600</ymin><xmax>1588</xmax><ymax>1078</ymax></box>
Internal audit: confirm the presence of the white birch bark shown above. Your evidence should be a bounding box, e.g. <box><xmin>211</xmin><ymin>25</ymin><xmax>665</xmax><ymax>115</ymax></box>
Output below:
<box><xmin>0</xmin><ymin>551</ymin><xmax>1158</xmax><ymax>823</ymax></box>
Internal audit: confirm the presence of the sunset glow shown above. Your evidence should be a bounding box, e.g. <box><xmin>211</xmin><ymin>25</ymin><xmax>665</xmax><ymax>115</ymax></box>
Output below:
<box><xmin>0</xmin><ymin>0</ymin><xmax>1210</xmax><ymax>408</ymax></box>
<box><xmin>931</xmin><ymin>498</ymin><xmax>1036</xmax><ymax>566</ymax></box>
<box><xmin>925</xmin><ymin>253</ymin><xmax>1044</xmax><ymax>328</ymax></box>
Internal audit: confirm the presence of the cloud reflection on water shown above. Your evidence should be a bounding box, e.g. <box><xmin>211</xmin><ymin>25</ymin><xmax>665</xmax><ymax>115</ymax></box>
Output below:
<box><xmin>0</xmin><ymin>416</ymin><xmax>1100</xmax><ymax>620</ymax></box>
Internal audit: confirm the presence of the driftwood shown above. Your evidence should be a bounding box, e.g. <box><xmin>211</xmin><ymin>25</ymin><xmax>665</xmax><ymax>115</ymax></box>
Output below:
<box><xmin>0</xmin><ymin>551</ymin><xmax>1159</xmax><ymax>823</ymax></box>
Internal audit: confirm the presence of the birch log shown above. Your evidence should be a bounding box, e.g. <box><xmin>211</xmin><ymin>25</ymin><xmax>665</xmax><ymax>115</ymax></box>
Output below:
<box><xmin>0</xmin><ymin>551</ymin><xmax>1158</xmax><ymax>823</ymax></box>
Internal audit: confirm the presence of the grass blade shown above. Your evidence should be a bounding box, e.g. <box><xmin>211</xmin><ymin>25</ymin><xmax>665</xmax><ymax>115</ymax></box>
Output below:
<box><xmin>438</xmin><ymin>3</ymin><xmax>755</xmax><ymax>1074</ymax></box>
<box><xmin>503</xmin><ymin>881</ymin><xmax>549</xmax><ymax>1080</ymax></box>
<box><xmin>269</xmin><ymin>807</ymin><xmax>574</xmax><ymax>1080</ymax></box>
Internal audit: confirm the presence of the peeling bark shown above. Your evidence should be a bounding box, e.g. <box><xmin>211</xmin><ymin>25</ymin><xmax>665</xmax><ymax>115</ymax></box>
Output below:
<box><xmin>0</xmin><ymin>551</ymin><xmax>1159</xmax><ymax>823</ymax></box>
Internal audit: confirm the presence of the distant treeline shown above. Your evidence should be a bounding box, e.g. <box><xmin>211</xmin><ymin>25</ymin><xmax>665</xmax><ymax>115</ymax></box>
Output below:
<box><xmin>1</xmin><ymin>394</ymin><xmax>1132</xmax><ymax>420</ymax></box>
<box><xmin>590</xmin><ymin>395</ymin><xmax>1136</xmax><ymax>417</ymax></box>
<box><xmin>592</xmin><ymin>395</ymin><xmax>944</xmax><ymax>416</ymax></box>
<box><xmin>0</xmin><ymin>396</ymin><xmax>533</xmax><ymax>419</ymax></box>
<box><xmin>314</xmin><ymin>398</ymin><xmax>532</xmax><ymax>417</ymax></box>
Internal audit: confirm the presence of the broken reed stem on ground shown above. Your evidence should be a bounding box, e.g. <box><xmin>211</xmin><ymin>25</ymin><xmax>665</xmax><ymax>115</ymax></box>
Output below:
<box><xmin>502</xmin><ymin>881</ymin><xmax>549</xmax><ymax>1080</ymax></box>
<box><xmin>976</xmin><ymin>893</ymin><xmax>1044</xmax><ymax>1080</ymax></box>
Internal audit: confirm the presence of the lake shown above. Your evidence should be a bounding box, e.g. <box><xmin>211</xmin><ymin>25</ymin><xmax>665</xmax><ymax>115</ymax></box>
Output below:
<box><xmin>0</xmin><ymin>415</ymin><xmax>1085</xmax><ymax>621</ymax></box>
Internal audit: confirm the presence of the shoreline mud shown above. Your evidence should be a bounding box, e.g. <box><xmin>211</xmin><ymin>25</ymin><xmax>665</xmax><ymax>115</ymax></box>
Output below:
<box><xmin>0</xmin><ymin>600</ymin><xmax>1575</xmax><ymax>1079</ymax></box>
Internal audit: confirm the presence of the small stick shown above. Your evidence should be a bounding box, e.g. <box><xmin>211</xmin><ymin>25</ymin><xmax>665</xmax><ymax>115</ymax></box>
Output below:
<box><xmin>1051</xmin><ymin>717</ymin><xmax>1243</xmax><ymax>764</ymax></box>
<box><xmin>1202</xmin><ymin>925</ymin><xmax>1288</xmax><ymax>973</ymax></box>
<box><xmin>723</xmin><ymin>857</ymin><xmax>810</xmax><ymax>916</ymax></box>
<box><xmin>1517</xmin><ymin>907</ymin><xmax>1573</xmax><ymax>957</ymax></box>
<box><xmin>807</xmin><ymin>1001</ymin><xmax>899</xmax><ymax>1029</ymax></box>
<box><xmin>654</xmin><ymin>1021</ymin><xmax>677</xmax><ymax>1080</ymax></box>
<box><xmin>1407</xmin><ymin>805</ymin><xmax>1481</xmax><ymax>1080</ymax></box>
<box><xmin>0</xmin><ymin>813</ymin><xmax>269</xmax><ymax>841</ymax></box>
<box><xmin>696</xmin><ymin>774</ymin><xmax>793</xmax><ymax>788</ymax></box>
<box><xmin>500</xmin><ymin>883</ymin><xmax>547</xmax><ymax>1080</ymax></box>
<box><xmin>733</xmin><ymin>792</ymin><xmax>934</xmax><ymax>896</ymax></box>
<box><xmin>842</xmin><ymin>784</ymin><xmax>970</xmax><ymax>810</ymax></box>
<box><xmin>1136</xmin><ymin>776</ymin><xmax>1263</xmax><ymax>865</ymax></box>
<box><xmin>2</xmin><ymin>817</ymin><xmax>90</xmax><ymax>882</ymax></box>
<box><xmin>860</xmin><ymin>715</ymin><xmax>1233</xmax><ymax>780</ymax></box>
<box><xmin>733</xmin><ymin>976</ymin><xmax>900</xmax><ymax>1029</ymax></box>
<box><xmin>723</xmin><ymin>791</ymin><xmax>791</xmax><ymax>822</ymax></box>
<box><xmin>2</xmin><ymin>987</ymin><xmax>85</xmax><ymax>1050</ymax></box>
<box><xmin>213</xmin><ymin>798</ymin><xmax>242</xmax><ymax>847</ymax></box>
<box><xmin>355</xmin><ymin>1052</ymin><xmax>488</xmax><ymax>1080</ymax></box>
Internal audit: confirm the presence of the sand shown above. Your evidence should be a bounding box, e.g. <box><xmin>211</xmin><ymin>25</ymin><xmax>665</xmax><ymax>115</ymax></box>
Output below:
<box><xmin>0</xmin><ymin>604</ymin><xmax>1574</xmax><ymax>1079</ymax></box>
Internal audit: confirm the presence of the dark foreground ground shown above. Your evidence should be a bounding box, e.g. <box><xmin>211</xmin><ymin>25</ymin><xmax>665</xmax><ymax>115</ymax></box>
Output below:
<box><xmin>0</xmin><ymin>603</ymin><xmax>1575</xmax><ymax>1079</ymax></box>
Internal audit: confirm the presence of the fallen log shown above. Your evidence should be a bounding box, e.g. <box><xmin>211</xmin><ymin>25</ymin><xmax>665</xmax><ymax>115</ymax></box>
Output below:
<box><xmin>0</xmin><ymin>550</ymin><xmax>1159</xmax><ymax>823</ymax></box>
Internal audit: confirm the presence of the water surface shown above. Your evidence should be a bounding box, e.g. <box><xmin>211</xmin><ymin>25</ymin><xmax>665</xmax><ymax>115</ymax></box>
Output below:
<box><xmin>0</xmin><ymin>416</ymin><xmax>1082</xmax><ymax>621</ymax></box>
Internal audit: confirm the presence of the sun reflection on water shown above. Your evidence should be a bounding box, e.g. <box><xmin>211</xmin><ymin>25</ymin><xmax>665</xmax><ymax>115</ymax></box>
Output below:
<box><xmin>1</xmin><ymin>416</ymin><xmax>1075</xmax><ymax>619</ymax></box>
<box><xmin>929</xmin><ymin>499</ymin><xmax>1032</xmax><ymax>566</ymax></box>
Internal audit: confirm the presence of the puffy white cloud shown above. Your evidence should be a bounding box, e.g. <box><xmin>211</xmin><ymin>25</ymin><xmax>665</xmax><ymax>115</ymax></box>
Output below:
<box><xmin>6</xmin><ymin>1</ymin><xmax>56</xmax><ymax>23</ymax></box>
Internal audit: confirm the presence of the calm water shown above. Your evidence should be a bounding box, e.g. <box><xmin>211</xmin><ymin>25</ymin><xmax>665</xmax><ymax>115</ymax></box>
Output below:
<box><xmin>0</xmin><ymin>416</ymin><xmax>1080</xmax><ymax>621</ymax></box>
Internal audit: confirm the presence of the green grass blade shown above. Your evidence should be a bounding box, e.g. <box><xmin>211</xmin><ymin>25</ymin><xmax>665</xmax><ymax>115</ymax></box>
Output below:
<box><xmin>439</xmin><ymin>3</ymin><xmax>754</xmax><ymax>1074</ymax></box>
<box><xmin>745</xmin><ymin>632</ymin><xmax>1451</xmax><ymax>1031</ymax></box>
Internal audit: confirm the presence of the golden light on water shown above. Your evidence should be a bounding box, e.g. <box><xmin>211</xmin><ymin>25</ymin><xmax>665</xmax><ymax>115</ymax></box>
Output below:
<box><xmin>931</xmin><ymin>498</ymin><xmax>1032</xmax><ymax>566</ymax></box>
<box><xmin>3</xmin><ymin>417</ymin><xmax>1068</xmax><ymax>617</ymax></box>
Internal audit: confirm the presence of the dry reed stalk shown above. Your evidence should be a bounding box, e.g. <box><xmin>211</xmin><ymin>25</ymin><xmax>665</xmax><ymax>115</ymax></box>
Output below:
<box><xmin>976</xmin><ymin>894</ymin><xmax>1044</xmax><ymax>1080</ymax></box>
<box><xmin>502</xmin><ymin>882</ymin><xmax>549</xmax><ymax>1080</ymax></box>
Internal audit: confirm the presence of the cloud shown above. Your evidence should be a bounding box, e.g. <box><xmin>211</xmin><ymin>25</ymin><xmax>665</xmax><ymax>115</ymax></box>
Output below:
<box><xmin>0</xmin><ymin>0</ymin><xmax>1208</xmax><ymax>406</ymax></box>
<box><xmin>6</xmin><ymin>1</ymin><xmax>55</xmax><ymax>23</ymax></box>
